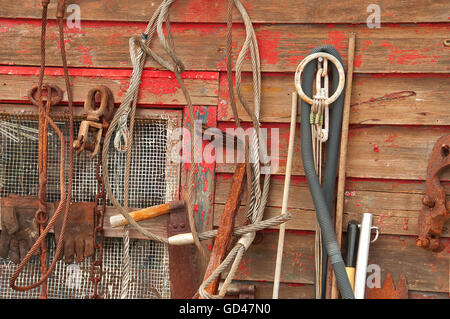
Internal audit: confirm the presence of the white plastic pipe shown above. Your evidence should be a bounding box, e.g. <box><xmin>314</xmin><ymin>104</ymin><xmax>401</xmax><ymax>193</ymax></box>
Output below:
<box><xmin>354</xmin><ymin>213</ymin><xmax>373</xmax><ymax>299</ymax></box>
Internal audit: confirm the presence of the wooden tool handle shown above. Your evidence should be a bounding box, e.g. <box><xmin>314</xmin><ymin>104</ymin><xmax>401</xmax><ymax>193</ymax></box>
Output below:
<box><xmin>109</xmin><ymin>200</ymin><xmax>185</xmax><ymax>228</ymax></box>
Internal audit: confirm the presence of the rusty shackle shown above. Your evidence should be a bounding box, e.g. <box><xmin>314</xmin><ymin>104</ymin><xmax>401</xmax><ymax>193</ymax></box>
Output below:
<box><xmin>84</xmin><ymin>85</ymin><xmax>115</xmax><ymax>122</ymax></box>
<box><xmin>73</xmin><ymin>86</ymin><xmax>114</xmax><ymax>158</ymax></box>
<box><xmin>417</xmin><ymin>135</ymin><xmax>450</xmax><ymax>252</ymax></box>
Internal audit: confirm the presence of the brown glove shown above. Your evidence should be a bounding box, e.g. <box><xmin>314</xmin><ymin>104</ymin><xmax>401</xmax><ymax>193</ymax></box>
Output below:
<box><xmin>53</xmin><ymin>202</ymin><xmax>95</xmax><ymax>264</ymax></box>
<box><xmin>0</xmin><ymin>195</ymin><xmax>40</xmax><ymax>264</ymax></box>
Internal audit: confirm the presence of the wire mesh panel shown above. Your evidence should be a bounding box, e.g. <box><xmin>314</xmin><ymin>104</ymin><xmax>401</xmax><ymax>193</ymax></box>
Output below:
<box><xmin>0</xmin><ymin>111</ymin><xmax>180</xmax><ymax>299</ymax></box>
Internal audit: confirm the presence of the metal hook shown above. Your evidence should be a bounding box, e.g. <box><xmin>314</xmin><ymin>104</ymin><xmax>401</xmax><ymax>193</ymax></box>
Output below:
<box><xmin>371</xmin><ymin>226</ymin><xmax>379</xmax><ymax>243</ymax></box>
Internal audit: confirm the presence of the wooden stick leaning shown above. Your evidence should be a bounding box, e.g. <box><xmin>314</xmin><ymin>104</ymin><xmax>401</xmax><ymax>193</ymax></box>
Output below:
<box><xmin>330</xmin><ymin>33</ymin><xmax>356</xmax><ymax>299</ymax></box>
<box><xmin>272</xmin><ymin>92</ymin><xmax>298</xmax><ymax>299</ymax></box>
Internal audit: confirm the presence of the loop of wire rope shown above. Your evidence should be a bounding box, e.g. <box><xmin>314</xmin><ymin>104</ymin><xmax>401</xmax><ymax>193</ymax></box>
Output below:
<box><xmin>100</xmin><ymin>0</ymin><xmax>274</xmax><ymax>299</ymax></box>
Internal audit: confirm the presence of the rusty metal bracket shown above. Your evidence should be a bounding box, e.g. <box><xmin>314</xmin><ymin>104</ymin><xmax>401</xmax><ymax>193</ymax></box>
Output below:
<box><xmin>417</xmin><ymin>135</ymin><xmax>450</xmax><ymax>252</ymax></box>
<box><xmin>73</xmin><ymin>86</ymin><xmax>114</xmax><ymax>158</ymax></box>
<box><xmin>167</xmin><ymin>201</ymin><xmax>200</xmax><ymax>298</ymax></box>
<box><xmin>366</xmin><ymin>273</ymin><xmax>408</xmax><ymax>299</ymax></box>
<box><xmin>219</xmin><ymin>283</ymin><xmax>256</xmax><ymax>299</ymax></box>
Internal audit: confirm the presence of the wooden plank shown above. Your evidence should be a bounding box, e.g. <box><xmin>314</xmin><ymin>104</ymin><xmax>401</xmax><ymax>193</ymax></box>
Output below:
<box><xmin>214</xmin><ymin>175</ymin><xmax>450</xmax><ymax>237</ymax></box>
<box><xmin>215</xmin><ymin>125</ymin><xmax>450</xmax><ymax>180</ymax></box>
<box><xmin>0</xmin><ymin>103</ymin><xmax>183</xmax><ymax>122</ymax></box>
<box><xmin>229</xmin><ymin>231</ymin><xmax>316</xmax><ymax>285</ymax></box>
<box><xmin>0</xmin><ymin>204</ymin><xmax>168</xmax><ymax>240</ymax></box>
<box><xmin>1</xmin><ymin>0</ymin><xmax>448</xmax><ymax>24</ymax></box>
<box><xmin>229</xmin><ymin>281</ymin><xmax>448</xmax><ymax>299</ymax></box>
<box><xmin>0</xmin><ymin>67</ymin><xmax>219</xmax><ymax>106</ymax></box>
<box><xmin>181</xmin><ymin>105</ymin><xmax>217</xmax><ymax>233</ymax></box>
<box><xmin>218</xmin><ymin>73</ymin><xmax>450</xmax><ymax>125</ymax></box>
<box><xmin>227</xmin><ymin>231</ymin><xmax>449</xmax><ymax>293</ymax></box>
<box><xmin>368</xmin><ymin>235</ymin><xmax>449</xmax><ymax>293</ymax></box>
<box><xmin>214</xmin><ymin>204</ymin><xmax>317</xmax><ymax>233</ymax></box>
<box><xmin>1</xmin><ymin>19</ymin><xmax>448</xmax><ymax>73</ymax></box>
<box><xmin>180</xmin><ymin>104</ymin><xmax>217</xmax><ymax>283</ymax></box>
<box><xmin>409</xmin><ymin>291</ymin><xmax>449</xmax><ymax>299</ymax></box>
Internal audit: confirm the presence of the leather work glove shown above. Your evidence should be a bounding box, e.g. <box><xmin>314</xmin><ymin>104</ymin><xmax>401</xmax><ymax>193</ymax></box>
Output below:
<box><xmin>53</xmin><ymin>202</ymin><xmax>95</xmax><ymax>264</ymax></box>
<box><xmin>0</xmin><ymin>195</ymin><xmax>40</xmax><ymax>264</ymax></box>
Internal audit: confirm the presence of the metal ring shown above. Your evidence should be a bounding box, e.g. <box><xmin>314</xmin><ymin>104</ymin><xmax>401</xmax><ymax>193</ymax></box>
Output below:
<box><xmin>35</xmin><ymin>209</ymin><xmax>49</xmax><ymax>225</ymax></box>
<box><xmin>27</xmin><ymin>84</ymin><xmax>63</xmax><ymax>107</ymax></box>
<box><xmin>294</xmin><ymin>52</ymin><xmax>346</xmax><ymax>105</ymax></box>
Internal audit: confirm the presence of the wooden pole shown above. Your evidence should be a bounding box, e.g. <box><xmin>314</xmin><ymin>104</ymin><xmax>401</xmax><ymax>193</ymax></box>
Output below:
<box><xmin>273</xmin><ymin>92</ymin><xmax>298</xmax><ymax>299</ymax></box>
<box><xmin>330</xmin><ymin>33</ymin><xmax>356</xmax><ymax>299</ymax></box>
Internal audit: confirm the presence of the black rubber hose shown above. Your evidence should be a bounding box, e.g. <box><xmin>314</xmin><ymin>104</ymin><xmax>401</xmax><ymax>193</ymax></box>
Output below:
<box><xmin>300</xmin><ymin>45</ymin><xmax>355</xmax><ymax>299</ymax></box>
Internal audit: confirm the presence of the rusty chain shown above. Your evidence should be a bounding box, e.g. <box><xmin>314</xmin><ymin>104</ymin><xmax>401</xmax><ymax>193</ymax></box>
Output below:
<box><xmin>89</xmin><ymin>144</ymin><xmax>106</xmax><ymax>299</ymax></box>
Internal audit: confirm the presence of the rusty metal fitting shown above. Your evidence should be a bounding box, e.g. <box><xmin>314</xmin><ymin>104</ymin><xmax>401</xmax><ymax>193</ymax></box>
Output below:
<box><xmin>73</xmin><ymin>86</ymin><xmax>114</xmax><ymax>158</ymax></box>
<box><xmin>28</xmin><ymin>84</ymin><xmax>63</xmax><ymax>107</ymax></box>
<box><xmin>56</xmin><ymin>0</ymin><xmax>66</xmax><ymax>19</ymax></box>
<box><xmin>84</xmin><ymin>86</ymin><xmax>114</xmax><ymax>122</ymax></box>
<box><xmin>417</xmin><ymin>135</ymin><xmax>450</xmax><ymax>252</ymax></box>
<box><xmin>35</xmin><ymin>209</ymin><xmax>49</xmax><ymax>225</ymax></box>
<box><xmin>219</xmin><ymin>283</ymin><xmax>256</xmax><ymax>299</ymax></box>
<box><xmin>73</xmin><ymin>120</ymin><xmax>104</xmax><ymax>158</ymax></box>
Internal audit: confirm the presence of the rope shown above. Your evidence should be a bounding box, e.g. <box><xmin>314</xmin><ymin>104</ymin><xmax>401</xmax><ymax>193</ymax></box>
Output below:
<box><xmin>120</xmin><ymin>225</ymin><xmax>130</xmax><ymax>299</ymax></box>
<box><xmin>9</xmin><ymin>0</ymin><xmax>74</xmax><ymax>293</ymax></box>
<box><xmin>197</xmin><ymin>213</ymin><xmax>291</xmax><ymax>241</ymax></box>
<box><xmin>101</xmin><ymin>1</ymin><xmax>175</xmax><ymax>245</ymax></box>
<box><xmin>99</xmin><ymin>0</ymin><xmax>273</xmax><ymax>299</ymax></box>
<box><xmin>198</xmin><ymin>0</ymin><xmax>271</xmax><ymax>299</ymax></box>
<box><xmin>113</xmin><ymin>146</ymin><xmax>130</xmax><ymax>299</ymax></box>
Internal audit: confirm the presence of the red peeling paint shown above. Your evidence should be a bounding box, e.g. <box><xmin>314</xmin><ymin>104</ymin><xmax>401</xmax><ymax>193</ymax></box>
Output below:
<box><xmin>141</xmin><ymin>77</ymin><xmax>180</xmax><ymax>96</ymax></box>
<box><xmin>236</xmin><ymin>258</ymin><xmax>250</xmax><ymax>278</ymax></box>
<box><xmin>387</xmin><ymin>47</ymin><xmax>440</xmax><ymax>66</ymax></box>
<box><xmin>76</xmin><ymin>45</ymin><xmax>94</xmax><ymax>66</ymax></box>
<box><xmin>385</xmin><ymin>133</ymin><xmax>398</xmax><ymax>143</ymax></box>
<box><xmin>324</xmin><ymin>30</ymin><xmax>346</xmax><ymax>53</ymax></box>
<box><xmin>373</xmin><ymin>144</ymin><xmax>379</xmax><ymax>153</ymax></box>
<box><xmin>354</xmin><ymin>54</ymin><xmax>362</xmax><ymax>68</ymax></box>
<box><xmin>257</xmin><ymin>30</ymin><xmax>282</xmax><ymax>65</ymax></box>
<box><xmin>361</xmin><ymin>40</ymin><xmax>373</xmax><ymax>51</ymax></box>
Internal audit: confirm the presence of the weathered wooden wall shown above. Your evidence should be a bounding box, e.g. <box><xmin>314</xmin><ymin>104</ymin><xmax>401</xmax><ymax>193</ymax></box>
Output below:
<box><xmin>0</xmin><ymin>0</ymin><xmax>448</xmax><ymax>299</ymax></box>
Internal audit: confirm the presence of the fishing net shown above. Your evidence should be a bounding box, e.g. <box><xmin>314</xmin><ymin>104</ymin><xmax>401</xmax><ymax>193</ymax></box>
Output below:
<box><xmin>0</xmin><ymin>111</ymin><xmax>180</xmax><ymax>299</ymax></box>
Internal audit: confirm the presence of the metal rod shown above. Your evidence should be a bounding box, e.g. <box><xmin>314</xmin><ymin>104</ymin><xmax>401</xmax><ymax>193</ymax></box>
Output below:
<box><xmin>272</xmin><ymin>92</ymin><xmax>298</xmax><ymax>299</ymax></box>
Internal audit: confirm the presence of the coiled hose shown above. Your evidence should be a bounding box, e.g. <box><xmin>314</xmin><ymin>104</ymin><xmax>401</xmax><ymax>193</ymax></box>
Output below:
<box><xmin>300</xmin><ymin>45</ymin><xmax>355</xmax><ymax>299</ymax></box>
